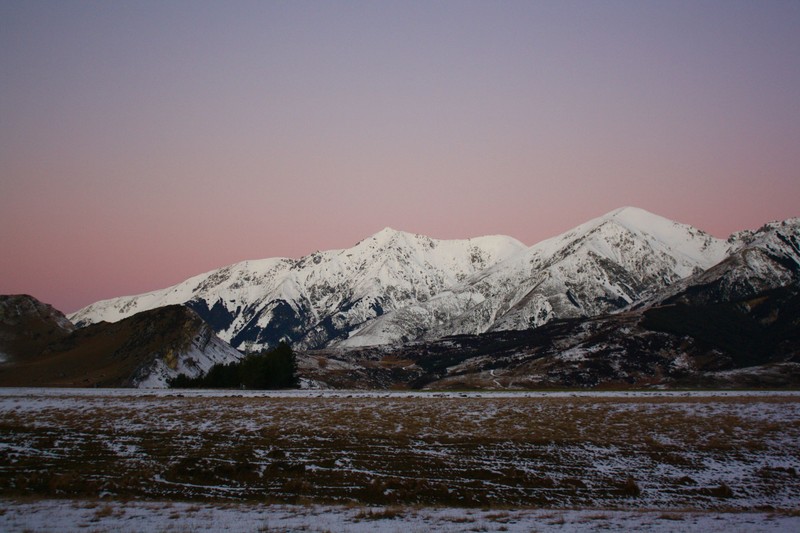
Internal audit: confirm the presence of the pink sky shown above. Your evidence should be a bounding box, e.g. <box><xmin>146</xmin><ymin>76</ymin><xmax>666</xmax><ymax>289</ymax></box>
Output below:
<box><xmin>2</xmin><ymin>1</ymin><xmax>799</xmax><ymax>313</ymax></box>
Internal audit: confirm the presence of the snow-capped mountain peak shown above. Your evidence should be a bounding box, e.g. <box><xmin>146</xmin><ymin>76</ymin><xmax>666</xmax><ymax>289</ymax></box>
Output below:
<box><xmin>530</xmin><ymin>207</ymin><xmax>728</xmax><ymax>271</ymax></box>
<box><xmin>337</xmin><ymin>207</ymin><xmax>731</xmax><ymax>347</ymax></box>
<box><xmin>364</xmin><ymin>226</ymin><xmax>408</xmax><ymax>242</ymax></box>
<box><xmin>71</xmin><ymin>207</ymin><xmax>786</xmax><ymax>353</ymax></box>
<box><xmin>70</xmin><ymin>228</ymin><xmax>527</xmax><ymax>351</ymax></box>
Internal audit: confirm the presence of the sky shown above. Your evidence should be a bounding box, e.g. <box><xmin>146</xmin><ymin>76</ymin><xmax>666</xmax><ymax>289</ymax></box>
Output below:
<box><xmin>2</xmin><ymin>0</ymin><xmax>799</xmax><ymax>313</ymax></box>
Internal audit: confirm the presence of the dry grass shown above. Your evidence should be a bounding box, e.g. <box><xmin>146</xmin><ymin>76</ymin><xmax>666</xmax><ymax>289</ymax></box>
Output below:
<box><xmin>484</xmin><ymin>510</ymin><xmax>511</xmax><ymax>522</ymax></box>
<box><xmin>2</xmin><ymin>393</ymin><xmax>799</xmax><ymax>510</ymax></box>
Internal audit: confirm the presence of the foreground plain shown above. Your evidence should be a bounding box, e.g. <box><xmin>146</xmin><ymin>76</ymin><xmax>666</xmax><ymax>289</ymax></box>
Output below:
<box><xmin>3</xmin><ymin>499</ymin><xmax>800</xmax><ymax>532</ymax></box>
<box><xmin>2</xmin><ymin>389</ymin><xmax>800</xmax><ymax>530</ymax></box>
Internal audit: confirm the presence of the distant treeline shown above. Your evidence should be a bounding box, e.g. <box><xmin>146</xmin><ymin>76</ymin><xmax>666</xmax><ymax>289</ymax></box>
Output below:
<box><xmin>168</xmin><ymin>342</ymin><xmax>298</xmax><ymax>389</ymax></box>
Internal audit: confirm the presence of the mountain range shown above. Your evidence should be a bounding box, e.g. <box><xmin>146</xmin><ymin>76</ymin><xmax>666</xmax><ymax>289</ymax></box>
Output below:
<box><xmin>71</xmin><ymin>207</ymin><xmax>734</xmax><ymax>351</ymax></box>
<box><xmin>71</xmin><ymin>225</ymin><xmax>526</xmax><ymax>351</ymax></box>
<box><xmin>2</xmin><ymin>206</ymin><xmax>799</xmax><ymax>388</ymax></box>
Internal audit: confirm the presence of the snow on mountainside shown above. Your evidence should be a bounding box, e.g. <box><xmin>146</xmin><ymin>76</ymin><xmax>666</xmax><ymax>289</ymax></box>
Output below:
<box><xmin>643</xmin><ymin>217</ymin><xmax>800</xmax><ymax>307</ymax></box>
<box><xmin>338</xmin><ymin>207</ymin><xmax>730</xmax><ymax>346</ymax></box>
<box><xmin>70</xmin><ymin>229</ymin><xmax>526</xmax><ymax>351</ymax></box>
<box><xmin>132</xmin><ymin>309</ymin><xmax>246</xmax><ymax>388</ymax></box>
<box><xmin>72</xmin><ymin>207</ymin><xmax>777</xmax><ymax>352</ymax></box>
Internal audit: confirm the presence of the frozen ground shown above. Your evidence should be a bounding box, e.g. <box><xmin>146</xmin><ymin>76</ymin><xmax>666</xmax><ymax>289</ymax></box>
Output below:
<box><xmin>2</xmin><ymin>386</ymin><xmax>798</xmax><ymax>398</ymax></box>
<box><xmin>2</xmin><ymin>499</ymin><xmax>800</xmax><ymax>532</ymax></box>
<box><xmin>1</xmin><ymin>389</ymin><xmax>799</xmax><ymax>529</ymax></box>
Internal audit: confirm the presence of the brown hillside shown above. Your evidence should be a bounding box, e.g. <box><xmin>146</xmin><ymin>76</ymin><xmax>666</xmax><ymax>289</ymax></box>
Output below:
<box><xmin>0</xmin><ymin>304</ymin><xmax>211</xmax><ymax>387</ymax></box>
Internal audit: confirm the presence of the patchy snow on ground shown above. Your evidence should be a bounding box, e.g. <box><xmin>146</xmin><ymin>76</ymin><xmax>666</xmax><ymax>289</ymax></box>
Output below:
<box><xmin>2</xmin><ymin>386</ymin><xmax>799</xmax><ymax>399</ymax></box>
<box><xmin>2</xmin><ymin>389</ymin><xmax>799</xmax><ymax>521</ymax></box>
<box><xmin>2</xmin><ymin>499</ymin><xmax>799</xmax><ymax>533</ymax></box>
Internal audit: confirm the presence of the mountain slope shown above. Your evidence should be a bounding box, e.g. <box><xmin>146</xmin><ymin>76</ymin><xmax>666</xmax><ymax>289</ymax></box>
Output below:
<box><xmin>425</xmin><ymin>244</ymin><xmax>800</xmax><ymax>391</ymax></box>
<box><xmin>415</xmin><ymin>218</ymin><xmax>800</xmax><ymax>390</ymax></box>
<box><xmin>0</xmin><ymin>305</ymin><xmax>242</xmax><ymax>388</ymax></box>
<box><xmin>646</xmin><ymin>217</ymin><xmax>800</xmax><ymax>307</ymax></box>
<box><xmin>0</xmin><ymin>294</ymin><xmax>75</xmax><ymax>363</ymax></box>
<box><xmin>70</xmin><ymin>229</ymin><xmax>526</xmax><ymax>351</ymax></box>
<box><xmin>306</xmin><ymin>283</ymin><xmax>800</xmax><ymax>390</ymax></box>
<box><xmin>339</xmin><ymin>207</ymin><xmax>730</xmax><ymax>346</ymax></box>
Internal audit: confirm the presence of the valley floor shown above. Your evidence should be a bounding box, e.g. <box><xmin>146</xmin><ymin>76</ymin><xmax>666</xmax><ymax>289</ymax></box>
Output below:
<box><xmin>2</xmin><ymin>499</ymin><xmax>800</xmax><ymax>532</ymax></box>
<box><xmin>2</xmin><ymin>389</ymin><xmax>799</xmax><ymax>530</ymax></box>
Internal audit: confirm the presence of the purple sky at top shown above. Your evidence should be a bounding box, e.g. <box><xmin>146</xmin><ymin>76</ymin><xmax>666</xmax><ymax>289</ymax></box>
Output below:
<box><xmin>1</xmin><ymin>0</ymin><xmax>799</xmax><ymax>313</ymax></box>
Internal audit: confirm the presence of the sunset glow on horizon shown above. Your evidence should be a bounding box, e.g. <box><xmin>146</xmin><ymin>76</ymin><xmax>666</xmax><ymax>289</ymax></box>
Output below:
<box><xmin>2</xmin><ymin>1</ymin><xmax>799</xmax><ymax>313</ymax></box>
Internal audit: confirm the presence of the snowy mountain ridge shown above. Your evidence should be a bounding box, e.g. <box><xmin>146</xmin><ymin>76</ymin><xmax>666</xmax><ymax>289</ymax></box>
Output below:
<box><xmin>71</xmin><ymin>207</ymin><xmax>792</xmax><ymax>352</ymax></box>
<box><xmin>337</xmin><ymin>207</ymin><xmax>730</xmax><ymax>346</ymax></box>
<box><xmin>639</xmin><ymin>216</ymin><xmax>800</xmax><ymax>308</ymax></box>
<box><xmin>71</xmin><ymin>228</ymin><xmax>526</xmax><ymax>350</ymax></box>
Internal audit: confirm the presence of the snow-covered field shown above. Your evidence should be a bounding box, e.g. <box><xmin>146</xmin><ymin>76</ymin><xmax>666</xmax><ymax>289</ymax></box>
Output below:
<box><xmin>2</xmin><ymin>389</ymin><xmax>799</xmax><ymax>530</ymax></box>
<box><xmin>3</xmin><ymin>499</ymin><xmax>800</xmax><ymax>532</ymax></box>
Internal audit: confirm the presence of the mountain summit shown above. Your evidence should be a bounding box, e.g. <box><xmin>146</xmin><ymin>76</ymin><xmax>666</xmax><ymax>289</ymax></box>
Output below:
<box><xmin>338</xmin><ymin>207</ymin><xmax>730</xmax><ymax>346</ymax></box>
<box><xmin>71</xmin><ymin>227</ymin><xmax>526</xmax><ymax>350</ymax></box>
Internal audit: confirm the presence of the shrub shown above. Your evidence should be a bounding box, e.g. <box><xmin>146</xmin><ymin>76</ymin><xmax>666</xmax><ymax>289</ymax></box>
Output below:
<box><xmin>709</xmin><ymin>482</ymin><xmax>734</xmax><ymax>498</ymax></box>
<box><xmin>621</xmin><ymin>476</ymin><xmax>641</xmax><ymax>497</ymax></box>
